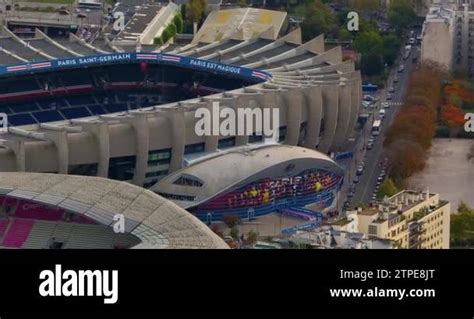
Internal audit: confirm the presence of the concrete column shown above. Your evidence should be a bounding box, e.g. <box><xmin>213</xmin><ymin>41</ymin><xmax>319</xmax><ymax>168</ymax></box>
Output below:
<box><xmin>4</xmin><ymin>140</ymin><xmax>26</xmax><ymax>172</ymax></box>
<box><xmin>44</xmin><ymin>130</ymin><xmax>69</xmax><ymax>174</ymax></box>
<box><xmin>169</xmin><ymin>108</ymin><xmax>186</xmax><ymax>172</ymax></box>
<box><xmin>303</xmin><ymin>85</ymin><xmax>323</xmax><ymax>149</ymax></box>
<box><xmin>331</xmin><ymin>83</ymin><xmax>352</xmax><ymax>151</ymax></box>
<box><xmin>202</xmin><ymin>99</ymin><xmax>220</xmax><ymax>152</ymax></box>
<box><xmin>283</xmin><ymin>87</ymin><xmax>303</xmax><ymax>146</ymax></box>
<box><xmin>80</xmin><ymin>121</ymin><xmax>110</xmax><ymax>178</ymax></box>
<box><xmin>346</xmin><ymin>76</ymin><xmax>362</xmax><ymax>141</ymax></box>
<box><xmin>234</xmin><ymin>94</ymin><xmax>251</xmax><ymax>146</ymax></box>
<box><xmin>131</xmin><ymin>113</ymin><xmax>150</xmax><ymax>186</ymax></box>
<box><xmin>318</xmin><ymin>85</ymin><xmax>339</xmax><ymax>154</ymax></box>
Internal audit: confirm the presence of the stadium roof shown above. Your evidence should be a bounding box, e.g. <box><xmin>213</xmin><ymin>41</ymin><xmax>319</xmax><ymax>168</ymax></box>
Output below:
<box><xmin>152</xmin><ymin>144</ymin><xmax>344</xmax><ymax>208</ymax></box>
<box><xmin>0</xmin><ymin>172</ymin><xmax>228</xmax><ymax>249</ymax></box>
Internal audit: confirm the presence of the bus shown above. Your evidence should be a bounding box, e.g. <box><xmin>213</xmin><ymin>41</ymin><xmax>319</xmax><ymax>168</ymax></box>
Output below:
<box><xmin>372</xmin><ymin>120</ymin><xmax>382</xmax><ymax>136</ymax></box>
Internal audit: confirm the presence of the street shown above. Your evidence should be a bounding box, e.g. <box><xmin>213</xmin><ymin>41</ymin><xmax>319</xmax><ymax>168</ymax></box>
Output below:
<box><xmin>341</xmin><ymin>44</ymin><xmax>421</xmax><ymax>207</ymax></box>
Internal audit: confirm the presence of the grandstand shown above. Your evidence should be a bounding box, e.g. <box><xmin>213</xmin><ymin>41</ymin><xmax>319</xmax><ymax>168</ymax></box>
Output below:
<box><xmin>0</xmin><ymin>8</ymin><xmax>361</xmax><ymax>192</ymax></box>
<box><xmin>151</xmin><ymin>144</ymin><xmax>344</xmax><ymax>222</ymax></box>
<box><xmin>0</xmin><ymin>173</ymin><xmax>228</xmax><ymax>249</ymax></box>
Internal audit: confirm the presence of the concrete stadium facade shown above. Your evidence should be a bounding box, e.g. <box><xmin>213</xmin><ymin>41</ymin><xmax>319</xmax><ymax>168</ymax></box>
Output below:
<box><xmin>0</xmin><ymin>27</ymin><xmax>362</xmax><ymax>188</ymax></box>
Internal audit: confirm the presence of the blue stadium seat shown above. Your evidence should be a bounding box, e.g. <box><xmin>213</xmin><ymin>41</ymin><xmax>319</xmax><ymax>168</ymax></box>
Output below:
<box><xmin>32</xmin><ymin>110</ymin><xmax>65</xmax><ymax>123</ymax></box>
<box><xmin>8</xmin><ymin>113</ymin><xmax>37</xmax><ymax>126</ymax></box>
<box><xmin>87</xmin><ymin>105</ymin><xmax>107</xmax><ymax>115</ymax></box>
<box><xmin>9</xmin><ymin>102</ymin><xmax>40</xmax><ymax>112</ymax></box>
<box><xmin>105</xmin><ymin>103</ymin><xmax>128</xmax><ymax>113</ymax></box>
<box><xmin>61</xmin><ymin>107</ymin><xmax>92</xmax><ymax>119</ymax></box>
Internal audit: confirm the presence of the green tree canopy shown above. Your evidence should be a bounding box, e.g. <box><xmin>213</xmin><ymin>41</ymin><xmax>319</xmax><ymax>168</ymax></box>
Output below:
<box><xmin>388</xmin><ymin>0</ymin><xmax>416</xmax><ymax>34</ymax></box>
<box><xmin>186</xmin><ymin>0</ymin><xmax>207</xmax><ymax>24</ymax></box>
<box><xmin>376</xmin><ymin>178</ymin><xmax>399</xmax><ymax>199</ymax></box>
<box><xmin>353</xmin><ymin>30</ymin><xmax>383</xmax><ymax>55</ymax></box>
<box><xmin>296</xmin><ymin>0</ymin><xmax>337</xmax><ymax>41</ymax></box>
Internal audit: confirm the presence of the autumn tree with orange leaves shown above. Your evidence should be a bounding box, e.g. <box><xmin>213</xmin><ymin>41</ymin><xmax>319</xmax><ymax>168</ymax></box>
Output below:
<box><xmin>384</xmin><ymin>62</ymin><xmax>445</xmax><ymax>182</ymax></box>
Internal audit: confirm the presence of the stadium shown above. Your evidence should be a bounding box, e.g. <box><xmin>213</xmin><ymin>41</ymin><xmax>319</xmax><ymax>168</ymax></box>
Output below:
<box><xmin>0</xmin><ymin>7</ymin><xmax>362</xmax><ymax>247</ymax></box>
<box><xmin>0</xmin><ymin>172</ymin><xmax>228</xmax><ymax>249</ymax></box>
<box><xmin>152</xmin><ymin>144</ymin><xmax>344</xmax><ymax>223</ymax></box>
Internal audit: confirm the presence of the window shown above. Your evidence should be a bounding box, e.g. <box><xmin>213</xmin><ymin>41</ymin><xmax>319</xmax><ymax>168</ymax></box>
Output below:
<box><xmin>108</xmin><ymin>155</ymin><xmax>136</xmax><ymax>181</ymax></box>
<box><xmin>185</xmin><ymin>142</ymin><xmax>205</xmax><ymax>155</ymax></box>
<box><xmin>278</xmin><ymin>126</ymin><xmax>287</xmax><ymax>143</ymax></box>
<box><xmin>248</xmin><ymin>132</ymin><xmax>264</xmax><ymax>143</ymax></box>
<box><xmin>157</xmin><ymin>192</ymin><xmax>196</xmax><ymax>201</ymax></box>
<box><xmin>368</xmin><ymin>225</ymin><xmax>377</xmax><ymax>236</ymax></box>
<box><xmin>173</xmin><ymin>175</ymin><xmax>204</xmax><ymax>187</ymax></box>
<box><xmin>218</xmin><ymin>137</ymin><xmax>236</xmax><ymax>149</ymax></box>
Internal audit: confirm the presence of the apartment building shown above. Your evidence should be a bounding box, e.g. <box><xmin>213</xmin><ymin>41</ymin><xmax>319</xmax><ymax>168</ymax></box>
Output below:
<box><xmin>353</xmin><ymin>190</ymin><xmax>451</xmax><ymax>249</ymax></box>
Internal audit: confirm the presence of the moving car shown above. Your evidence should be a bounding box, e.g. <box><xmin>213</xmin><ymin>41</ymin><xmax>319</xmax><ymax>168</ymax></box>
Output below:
<box><xmin>386</xmin><ymin>93</ymin><xmax>392</xmax><ymax>100</ymax></box>
<box><xmin>381</xmin><ymin>102</ymin><xmax>390</xmax><ymax>109</ymax></box>
<box><xmin>389</xmin><ymin>86</ymin><xmax>395</xmax><ymax>93</ymax></box>
<box><xmin>398</xmin><ymin>65</ymin><xmax>405</xmax><ymax>73</ymax></box>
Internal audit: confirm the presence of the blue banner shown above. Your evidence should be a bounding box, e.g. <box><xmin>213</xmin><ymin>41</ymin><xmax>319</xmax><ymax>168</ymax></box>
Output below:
<box><xmin>0</xmin><ymin>52</ymin><xmax>272</xmax><ymax>82</ymax></box>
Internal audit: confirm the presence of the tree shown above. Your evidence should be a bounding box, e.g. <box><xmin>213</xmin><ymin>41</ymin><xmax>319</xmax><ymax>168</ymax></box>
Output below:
<box><xmin>451</xmin><ymin>202</ymin><xmax>474</xmax><ymax>247</ymax></box>
<box><xmin>223</xmin><ymin>214</ymin><xmax>240</xmax><ymax>228</ymax></box>
<box><xmin>238</xmin><ymin>0</ymin><xmax>248</xmax><ymax>7</ymax></box>
<box><xmin>186</xmin><ymin>0</ymin><xmax>207</xmax><ymax>24</ymax></box>
<box><xmin>386</xmin><ymin>138</ymin><xmax>426</xmax><ymax>179</ymax></box>
<box><xmin>229</xmin><ymin>226</ymin><xmax>239</xmax><ymax>240</ymax></box>
<box><xmin>441</xmin><ymin>104</ymin><xmax>465</xmax><ymax>128</ymax></box>
<box><xmin>382</xmin><ymin>34</ymin><xmax>401</xmax><ymax>66</ymax></box>
<box><xmin>173</xmin><ymin>13</ymin><xmax>184</xmax><ymax>34</ymax></box>
<box><xmin>376</xmin><ymin>178</ymin><xmax>399</xmax><ymax>199</ymax></box>
<box><xmin>348</xmin><ymin>0</ymin><xmax>380</xmax><ymax>11</ymax></box>
<box><xmin>388</xmin><ymin>0</ymin><xmax>416</xmax><ymax>34</ymax></box>
<box><xmin>360</xmin><ymin>54</ymin><xmax>383</xmax><ymax>76</ymax></box>
<box><xmin>297</xmin><ymin>0</ymin><xmax>337</xmax><ymax>42</ymax></box>
<box><xmin>353</xmin><ymin>31</ymin><xmax>383</xmax><ymax>55</ymax></box>
<box><xmin>245</xmin><ymin>230</ymin><xmax>259</xmax><ymax>245</ymax></box>
<box><xmin>210</xmin><ymin>224</ymin><xmax>224</xmax><ymax>238</ymax></box>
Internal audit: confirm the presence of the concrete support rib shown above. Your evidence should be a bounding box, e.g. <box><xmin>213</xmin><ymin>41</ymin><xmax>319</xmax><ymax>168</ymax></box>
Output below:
<box><xmin>78</xmin><ymin>121</ymin><xmax>111</xmax><ymax>178</ymax></box>
<box><xmin>168</xmin><ymin>108</ymin><xmax>186</xmax><ymax>173</ymax></box>
<box><xmin>44</xmin><ymin>130</ymin><xmax>69</xmax><ymax>174</ymax></box>
<box><xmin>283</xmin><ymin>87</ymin><xmax>303</xmax><ymax>146</ymax></box>
<box><xmin>131</xmin><ymin>113</ymin><xmax>150</xmax><ymax>186</ymax></box>
<box><xmin>202</xmin><ymin>98</ymin><xmax>220</xmax><ymax>152</ymax></box>
<box><xmin>233</xmin><ymin>94</ymin><xmax>252</xmax><ymax>145</ymax></box>
<box><xmin>347</xmin><ymin>74</ymin><xmax>362</xmax><ymax>138</ymax></box>
<box><xmin>318</xmin><ymin>85</ymin><xmax>339</xmax><ymax>154</ymax></box>
<box><xmin>2</xmin><ymin>140</ymin><xmax>26</xmax><ymax>172</ymax></box>
<box><xmin>303</xmin><ymin>85</ymin><xmax>323</xmax><ymax>149</ymax></box>
<box><xmin>331</xmin><ymin>83</ymin><xmax>352</xmax><ymax>151</ymax></box>
<box><xmin>256</xmin><ymin>88</ymin><xmax>280</xmax><ymax>142</ymax></box>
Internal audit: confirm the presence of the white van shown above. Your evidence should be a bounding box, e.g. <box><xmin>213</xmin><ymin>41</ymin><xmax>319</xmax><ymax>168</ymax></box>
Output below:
<box><xmin>379</xmin><ymin>109</ymin><xmax>386</xmax><ymax>119</ymax></box>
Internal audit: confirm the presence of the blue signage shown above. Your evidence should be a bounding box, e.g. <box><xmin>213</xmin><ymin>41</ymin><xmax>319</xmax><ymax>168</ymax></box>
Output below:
<box><xmin>0</xmin><ymin>52</ymin><xmax>272</xmax><ymax>82</ymax></box>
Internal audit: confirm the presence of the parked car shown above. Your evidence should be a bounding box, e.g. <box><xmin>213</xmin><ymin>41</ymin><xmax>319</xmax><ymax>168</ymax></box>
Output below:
<box><xmin>367</xmin><ymin>142</ymin><xmax>374</xmax><ymax>150</ymax></box>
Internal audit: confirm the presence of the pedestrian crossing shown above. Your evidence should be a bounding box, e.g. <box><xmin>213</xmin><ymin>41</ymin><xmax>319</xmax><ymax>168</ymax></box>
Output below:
<box><xmin>388</xmin><ymin>102</ymin><xmax>403</xmax><ymax>106</ymax></box>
